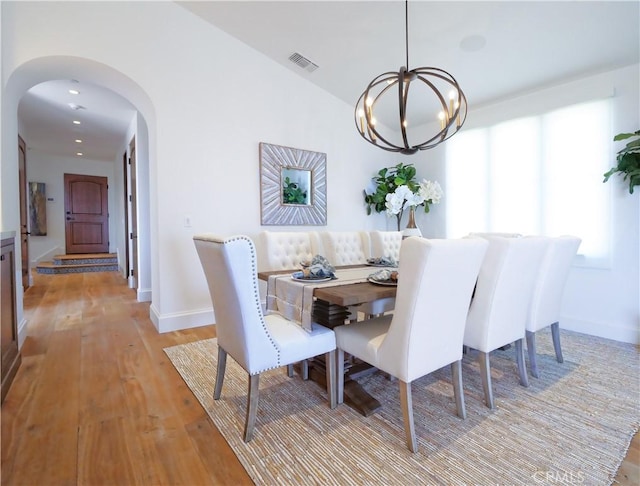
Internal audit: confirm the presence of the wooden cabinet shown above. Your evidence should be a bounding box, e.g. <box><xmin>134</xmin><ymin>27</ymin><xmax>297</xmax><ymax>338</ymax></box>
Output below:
<box><xmin>1</xmin><ymin>234</ymin><xmax>21</xmax><ymax>403</ymax></box>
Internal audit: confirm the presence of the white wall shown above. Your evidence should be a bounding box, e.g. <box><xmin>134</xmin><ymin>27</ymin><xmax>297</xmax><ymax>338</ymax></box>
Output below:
<box><xmin>2</xmin><ymin>2</ymin><xmax>636</xmax><ymax>343</ymax></box>
<box><xmin>25</xmin><ymin>151</ymin><xmax>118</xmax><ymax>265</ymax></box>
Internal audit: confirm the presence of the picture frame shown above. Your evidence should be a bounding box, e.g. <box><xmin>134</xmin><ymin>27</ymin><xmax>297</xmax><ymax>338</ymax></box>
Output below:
<box><xmin>29</xmin><ymin>181</ymin><xmax>47</xmax><ymax>236</ymax></box>
<box><xmin>259</xmin><ymin>142</ymin><xmax>327</xmax><ymax>225</ymax></box>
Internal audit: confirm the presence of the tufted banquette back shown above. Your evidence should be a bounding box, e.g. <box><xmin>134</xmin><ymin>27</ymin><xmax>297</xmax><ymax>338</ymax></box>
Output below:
<box><xmin>260</xmin><ymin>231</ymin><xmax>324</xmax><ymax>271</ymax></box>
<box><xmin>258</xmin><ymin>230</ymin><xmax>405</xmax><ymax>269</ymax></box>
<box><xmin>320</xmin><ymin>231</ymin><xmax>371</xmax><ymax>266</ymax></box>
<box><xmin>370</xmin><ymin>231</ymin><xmax>403</xmax><ymax>262</ymax></box>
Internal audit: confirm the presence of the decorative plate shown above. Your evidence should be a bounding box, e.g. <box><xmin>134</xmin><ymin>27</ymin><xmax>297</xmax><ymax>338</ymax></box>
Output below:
<box><xmin>291</xmin><ymin>271</ymin><xmax>333</xmax><ymax>282</ymax></box>
<box><xmin>367</xmin><ymin>277</ymin><xmax>398</xmax><ymax>286</ymax></box>
<box><xmin>366</xmin><ymin>257</ymin><xmax>398</xmax><ymax>267</ymax></box>
<box><xmin>292</xmin><ymin>276</ymin><xmax>332</xmax><ymax>283</ymax></box>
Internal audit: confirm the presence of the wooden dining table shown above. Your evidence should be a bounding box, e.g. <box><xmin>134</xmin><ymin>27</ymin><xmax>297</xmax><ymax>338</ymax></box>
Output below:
<box><xmin>258</xmin><ymin>265</ymin><xmax>397</xmax><ymax>416</ymax></box>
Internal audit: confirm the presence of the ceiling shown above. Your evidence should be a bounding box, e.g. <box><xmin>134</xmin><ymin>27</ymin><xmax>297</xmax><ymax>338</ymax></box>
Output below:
<box><xmin>19</xmin><ymin>80</ymin><xmax>137</xmax><ymax>162</ymax></box>
<box><xmin>17</xmin><ymin>1</ymin><xmax>640</xmax><ymax>161</ymax></box>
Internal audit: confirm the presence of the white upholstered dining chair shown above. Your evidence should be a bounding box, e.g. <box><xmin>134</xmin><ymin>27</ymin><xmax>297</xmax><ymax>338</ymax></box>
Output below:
<box><xmin>193</xmin><ymin>234</ymin><xmax>337</xmax><ymax>442</ymax></box>
<box><xmin>526</xmin><ymin>235</ymin><xmax>581</xmax><ymax>378</ymax></box>
<box><xmin>259</xmin><ymin>230</ymin><xmax>323</xmax><ymax>378</ymax></box>
<box><xmin>370</xmin><ymin>230</ymin><xmax>403</xmax><ymax>262</ymax></box>
<box><xmin>463</xmin><ymin>235</ymin><xmax>549</xmax><ymax>409</ymax></box>
<box><xmin>334</xmin><ymin>237</ymin><xmax>488</xmax><ymax>452</ymax></box>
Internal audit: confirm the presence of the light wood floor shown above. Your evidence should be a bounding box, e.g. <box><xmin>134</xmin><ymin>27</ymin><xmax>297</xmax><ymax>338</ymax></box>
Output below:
<box><xmin>1</xmin><ymin>272</ymin><xmax>252</xmax><ymax>485</ymax></box>
<box><xmin>1</xmin><ymin>272</ymin><xmax>638</xmax><ymax>485</ymax></box>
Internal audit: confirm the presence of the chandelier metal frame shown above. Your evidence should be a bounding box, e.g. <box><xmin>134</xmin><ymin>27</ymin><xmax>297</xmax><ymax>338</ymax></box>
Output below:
<box><xmin>354</xmin><ymin>1</ymin><xmax>467</xmax><ymax>154</ymax></box>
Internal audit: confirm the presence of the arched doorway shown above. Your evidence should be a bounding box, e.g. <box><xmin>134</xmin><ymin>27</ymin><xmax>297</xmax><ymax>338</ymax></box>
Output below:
<box><xmin>2</xmin><ymin>56</ymin><xmax>156</xmax><ymax>344</ymax></box>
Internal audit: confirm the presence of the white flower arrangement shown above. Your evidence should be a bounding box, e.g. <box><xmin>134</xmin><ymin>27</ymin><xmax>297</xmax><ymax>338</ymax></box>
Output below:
<box><xmin>364</xmin><ymin>163</ymin><xmax>443</xmax><ymax>231</ymax></box>
<box><xmin>385</xmin><ymin>179</ymin><xmax>443</xmax><ymax>217</ymax></box>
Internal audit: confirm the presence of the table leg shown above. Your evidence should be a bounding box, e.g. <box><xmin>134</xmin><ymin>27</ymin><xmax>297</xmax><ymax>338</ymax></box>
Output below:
<box><xmin>303</xmin><ymin>357</ymin><xmax>382</xmax><ymax>416</ymax></box>
<box><xmin>302</xmin><ymin>299</ymin><xmax>383</xmax><ymax>417</ymax></box>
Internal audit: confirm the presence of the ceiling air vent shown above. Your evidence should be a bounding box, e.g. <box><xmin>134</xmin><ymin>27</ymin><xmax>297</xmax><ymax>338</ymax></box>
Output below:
<box><xmin>288</xmin><ymin>52</ymin><xmax>319</xmax><ymax>73</ymax></box>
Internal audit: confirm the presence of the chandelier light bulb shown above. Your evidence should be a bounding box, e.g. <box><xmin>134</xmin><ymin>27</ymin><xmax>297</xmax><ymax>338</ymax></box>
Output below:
<box><xmin>438</xmin><ymin>111</ymin><xmax>446</xmax><ymax>130</ymax></box>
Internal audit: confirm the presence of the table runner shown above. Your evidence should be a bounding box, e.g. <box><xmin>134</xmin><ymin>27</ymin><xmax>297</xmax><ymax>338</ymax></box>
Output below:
<box><xmin>266</xmin><ymin>267</ymin><xmax>375</xmax><ymax>331</ymax></box>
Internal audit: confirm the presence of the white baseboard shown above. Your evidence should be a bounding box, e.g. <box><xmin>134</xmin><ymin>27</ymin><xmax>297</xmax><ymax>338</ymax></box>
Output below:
<box><xmin>137</xmin><ymin>287</ymin><xmax>152</xmax><ymax>302</ymax></box>
<box><xmin>562</xmin><ymin>316</ymin><xmax>639</xmax><ymax>344</ymax></box>
<box><xmin>149</xmin><ymin>304</ymin><xmax>214</xmax><ymax>333</ymax></box>
<box><xmin>31</xmin><ymin>246</ymin><xmax>65</xmax><ymax>265</ymax></box>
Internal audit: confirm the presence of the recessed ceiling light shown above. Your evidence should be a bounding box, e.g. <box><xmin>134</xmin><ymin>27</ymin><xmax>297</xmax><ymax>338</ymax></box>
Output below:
<box><xmin>75</xmin><ymin>139</ymin><xmax>82</xmax><ymax>143</ymax></box>
<box><xmin>76</xmin><ymin>152</ymin><xmax>83</xmax><ymax>156</ymax></box>
<box><xmin>69</xmin><ymin>89</ymin><xmax>80</xmax><ymax>95</ymax></box>
<box><xmin>72</xmin><ymin>120</ymin><xmax>81</xmax><ymax>125</ymax></box>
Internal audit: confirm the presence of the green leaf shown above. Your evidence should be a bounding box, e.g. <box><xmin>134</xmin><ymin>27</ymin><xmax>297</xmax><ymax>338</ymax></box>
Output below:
<box><xmin>613</xmin><ymin>131</ymin><xmax>640</xmax><ymax>142</ymax></box>
<box><xmin>364</xmin><ymin>162</ymin><xmax>425</xmax><ymax>215</ymax></box>
<box><xmin>604</xmin><ymin>130</ymin><xmax>640</xmax><ymax>194</ymax></box>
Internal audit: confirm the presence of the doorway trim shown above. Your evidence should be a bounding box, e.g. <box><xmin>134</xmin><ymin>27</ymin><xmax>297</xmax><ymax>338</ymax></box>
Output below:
<box><xmin>18</xmin><ymin>136</ymin><xmax>29</xmax><ymax>290</ymax></box>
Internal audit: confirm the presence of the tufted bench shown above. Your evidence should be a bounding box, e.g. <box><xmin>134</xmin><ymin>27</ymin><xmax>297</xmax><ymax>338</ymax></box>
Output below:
<box><xmin>370</xmin><ymin>230</ymin><xmax>403</xmax><ymax>262</ymax></box>
<box><xmin>261</xmin><ymin>231</ymin><xmax>316</xmax><ymax>271</ymax></box>
<box><xmin>320</xmin><ymin>231</ymin><xmax>370</xmax><ymax>265</ymax></box>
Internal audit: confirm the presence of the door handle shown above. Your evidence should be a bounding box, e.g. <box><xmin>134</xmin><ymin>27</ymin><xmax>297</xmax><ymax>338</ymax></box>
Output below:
<box><xmin>66</xmin><ymin>217</ymin><xmax>75</xmax><ymax>221</ymax></box>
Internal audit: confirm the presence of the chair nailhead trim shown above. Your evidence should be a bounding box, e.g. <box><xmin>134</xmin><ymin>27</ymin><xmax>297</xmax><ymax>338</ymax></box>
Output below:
<box><xmin>227</xmin><ymin>235</ymin><xmax>281</xmax><ymax>370</ymax></box>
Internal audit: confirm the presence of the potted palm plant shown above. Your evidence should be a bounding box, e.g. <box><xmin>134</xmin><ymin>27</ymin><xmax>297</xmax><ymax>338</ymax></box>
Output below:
<box><xmin>603</xmin><ymin>130</ymin><xmax>640</xmax><ymax>194</ymax></box>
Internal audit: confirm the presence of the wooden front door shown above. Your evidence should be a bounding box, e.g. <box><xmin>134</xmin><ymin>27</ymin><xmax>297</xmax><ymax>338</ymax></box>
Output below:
<box><xmin>64</xmin><ymin>174</ymin><xmax>109</xmax><ymax>254</ymax></box>
<box><xmin>18</xmin><ymin>136</ymin><xmax>29</xmax><ymax>290</ymax></box>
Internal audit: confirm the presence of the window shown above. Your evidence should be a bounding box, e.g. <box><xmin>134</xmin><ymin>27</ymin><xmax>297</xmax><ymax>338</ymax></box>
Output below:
<box><xmin>446</xmin><ymin>99</ymin><xmax>611</xmax><ymax>263</ymax></box>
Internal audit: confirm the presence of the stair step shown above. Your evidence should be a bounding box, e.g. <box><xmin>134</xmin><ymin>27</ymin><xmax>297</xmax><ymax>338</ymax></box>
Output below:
<box><xmin>53</xmin><ymin>253</ymin><xmax>117</xmax><ymax>265</ymax></box>
<box><xmin>36</xmin><ymin>253</ymin><xmax>119</xmax><ymax>275</ymax></box>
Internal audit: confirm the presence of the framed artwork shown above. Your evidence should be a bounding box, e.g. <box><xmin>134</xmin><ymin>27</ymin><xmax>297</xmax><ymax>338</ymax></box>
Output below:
<box><xmin>29</xmin><ymin>182</ymin><xmax>47</xmax><ymax>236</ymax></box>
<box><xmin>259</xmin><ymin>142</ymin><xmax>327</xmax><ymax>225</ymax></box>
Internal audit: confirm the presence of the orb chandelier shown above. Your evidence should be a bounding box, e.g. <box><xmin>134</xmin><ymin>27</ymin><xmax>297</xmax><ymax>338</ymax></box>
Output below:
<box><xmin>355</xmin><ymin>1</ymin><xmax>468</xmax><ymax>155</ymax></box>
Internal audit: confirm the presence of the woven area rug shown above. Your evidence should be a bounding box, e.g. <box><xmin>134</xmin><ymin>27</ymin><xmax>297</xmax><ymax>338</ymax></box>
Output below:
<box><xmin>164</xmin><ymin>329</ymin><xmax>639</xmax><ymax>485</ymax></box>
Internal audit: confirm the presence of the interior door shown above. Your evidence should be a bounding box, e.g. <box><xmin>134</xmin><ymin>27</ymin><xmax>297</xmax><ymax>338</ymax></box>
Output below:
<box><xmin>64</xmin><ymin>173</ymin><xmax>109</xmax><ymax>254</ymax></box>
<box><xmin>122</xmin><ymin>151</ymin><xmax>130</xmax><ymax>278</ymax></box>
<box><xmin>129</xmin><ymin>138</ymin><xmax>138</xmax><ymax>289</ymax></box>
<box><xmin>18</xmin><ymin>136</ymin><xmax>29</xmax><ymax>290</ymax></box>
